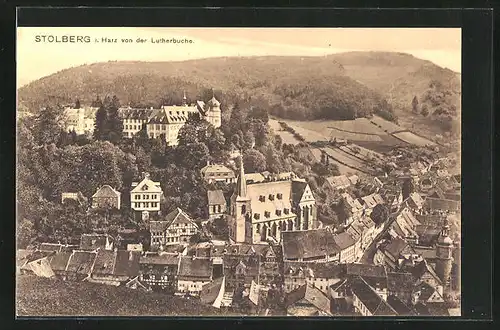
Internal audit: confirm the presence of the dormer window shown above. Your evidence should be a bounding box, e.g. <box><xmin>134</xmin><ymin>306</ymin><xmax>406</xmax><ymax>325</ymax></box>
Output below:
<box><xmin>276</xmin><ymin>210</ymin><xmax>282</xmax><ymax>216</ymax></box>
<box><xmin>269</xmin><ymin>194</ymin><xmax>275</xmax><ymax>201</ymax></box>
<box><xmin>284</xmin><ymin>208</ymin><xmax>290</xmax><ymax>214</ymax></box>
<box><xmin>277</xmin><ymin>193</ymin><xmax>283</xmax><ymax>200</ymax></box>
<box><xmin>259</xmin><ymin>195</ymin><xmax>266</xmax><ymax>202</ymax></box>
<box><xmin>254</xmin><ymin>213</ymin><xmax>260</xmax><ymax>220</ymax></box>
<box><xmin>264</xmin><ymin>211</ymin><xmax>271</xmax><ymax>218</ymax></box>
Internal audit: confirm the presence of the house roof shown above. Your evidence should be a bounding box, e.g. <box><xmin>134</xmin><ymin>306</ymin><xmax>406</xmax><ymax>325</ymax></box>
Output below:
<box><xmin>284</xmin><ymin>284</ymin><xmax>331</xmax><ymax>315</ymax></box>
<box><xmin>326</xmin><ymin>175</ymin><xmax>351</xmax><ymax>189</ymax></box>
<box><xmin>223</xmin><ymin>254</ymin><xmax>260</xmax><ymax>277</ymax></box>
<box><xmin>92</xmin><ymin>185</ymin><xmax>120</xmax><ymax>199</ymax></box>
<box><xmin>79</xmin><ymin>234</ymin><xmax>113</xmax><ymax>251</ymax></box>
<box><xmin>424</xmin><ymin>197</ymin><xmax>460</xmax><ymax>212</ymax></box>
<box><xmin>118</xmin><ymin>107</ymin><xmax>153</xmax><ymax>120</ymax></box>
<box><xmin>114</xmin><ymin>250</ymin><xmax>140</xmax><ymax>277</ymax></box>
<box><xmin>382</xmin><ymin>237</ymin><xmax>409</xmax><ymax>259</ymax></box>
<box><xmin>387</xmin><ymin>295</ymin><xmax>417</xmax><ymax>315</ymax></box>
<box><xmin>131</xmin><ymin>176</ymin><xmax>162</xmax><ymax>194</ymax></box>
<box><xmin>341</xmin><ymin>193</ymin><xmax>363</xmax><ymax>210</ymax></box>
<box><xmin>149</xmin><ymin>208</ymin><xmax>198</xmax><ymax>232</ymax></box>
<box><xmin>282</xmin><ymin>229</ymin><xmax>340</xmax><ymax>260</ymax></box>
<box><xmin>412</xmin><ymin>246</ymin><xmax>437</xmax><ymax>260</ymax></box>
<box><xmin>387</xmin><ymin>272</ymin><xmax>415</xmax><ymax>292</ymax></box>
<box><xmin>48</xmin><ymin>251</ymin><xmax>73</xmax><ymax>272</ymax></box>
<box><xmin>333</xmin><ymin>232</ymin><xmax>356</xmax><ymax>250</ymax></box>
<box><xmin>207</xmin><ymin>190</ymin><xmax>226</xmax><ymax>206</ymax></box>
<box><xmin>200</xmin><ymin>276</ymin><xmax>225</xmax><ymax>305</ymax></box>
<box><xmin>65</xmin><ymin>250</ymin><xmax>98</xmax><ymax>274</ymax></box>
<box><xmin>407</xmin><ymin>260</ymin><xmax>442</xmax><ymax>285</ymax></box>
<box><xmin>415</xmin><ymin>225</ymin><xmax>442</xmax><ymax>246</ymax></box>
<box><xmin>39</xmin><ymin>243</ymin><xmax>63</xmax><ymax>253</ymax></box>
<box><xmin>178</xmin><ymin>256</ymin><xmax>213</xmax><ymax>278</ymax></box>
<box><xmin>201</xmin><ymin>164</ymin><xmax>235</xmax><ymax>177</ymax></box>
<box><xmin>139</xmin><ymin>252</ymin><xmax>180</xmax><ymax>265</ymax></box>
<box><xmin>346</xmin><ymin>263</ymin><xmax>387</xmax><ymax>279</ymax></box>
<box><xmin>350</xmin><ymin>276</ymin><xmax>397</xmax><ymax>316</ymax></box>
<box><xmin>244</xmin><ymin>173</ymin><xmax>266</xmax><ymax>183</ymax></box>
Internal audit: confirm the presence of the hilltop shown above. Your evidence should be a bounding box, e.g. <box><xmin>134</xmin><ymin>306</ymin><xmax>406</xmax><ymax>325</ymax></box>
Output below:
<box><xmin>17</xmin><ymin>274</ymin><xmax>234</xmax><ymax>316</ymax></box>
<box><xmin>18</xmin><ymin>52</ymin><xmax>460</xmax><ymax>136</ymax></box>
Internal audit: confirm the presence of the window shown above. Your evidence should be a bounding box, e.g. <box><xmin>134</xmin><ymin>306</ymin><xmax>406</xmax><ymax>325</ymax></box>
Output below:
<box><xmin>277</xmin><ymin>193</ymin><xmax>283</xmax><ymax>200</ymax></box>
<box><xmin>269</xmin><ymin>194</ymin><xmax>275</xmax><ymax>201</ymax></box>
<box><xmin>310</xmin><ymin>208</ymin><xmax>313</xmax><ymax>215</ymax></box>
<box><xmin>241</xmin><ymin>205</ymin><xmax>246</xmax><ymax>215</ymax></box>
<box><xmin>254</xmin><ymin>213</ymin><xmax>260</xmax><ymax>220</ymax></box>
<box><xmin>259</xmin><ymin>195</ymin><xmax>266</xmax><ymax>202</ymax></box>
<box><xmin>264</xmin><ymin>211</ymin><xmax>271</xmax><ymax>218</ymax></box>
<box><xmin>213</xmin><ymin>205</ymin><xmax>216</xmax><ymax>213</ymax></box>
<box><xmin>218</xmin><ymin>205</ymin><xmax>221</xmax><ymax>213</ymax></box>
<box><xmin>135</xmin><ymin>195</ymin><xmax>140</xmax><ymax>200</ymax></box>
<box><xmin>284</xmin><ymin>208</ymin><xmax>289</xmax><ymax>214</ymax></box>
<box><xmin>276</xmin><ymin>210</ymin><xmax>282</xmax><ymax>216</ymax></box>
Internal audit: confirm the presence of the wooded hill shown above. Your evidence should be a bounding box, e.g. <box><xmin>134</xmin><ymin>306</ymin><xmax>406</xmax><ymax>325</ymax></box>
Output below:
<box><xmin>18</xmin><ymin>52</ymin><xmax>460</xmax><ymax>134</ymax></box>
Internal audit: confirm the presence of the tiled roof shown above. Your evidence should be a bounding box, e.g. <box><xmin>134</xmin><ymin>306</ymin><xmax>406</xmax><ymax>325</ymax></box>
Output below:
<box><xmin>424</xmin><ymin>197</ymin><xmax>460</xmax><ymax>212</ymax></box>
<box><xmin>382</xmin><ymin>237</ymin><xmax>408</xmax><ymax>259</ymax></box>
<box><xmin>412</xmin><ymin>246</ymin><xmax>437</xmax><ymax>260</ymax></box>
<box><xmin>39</xmin><ymin>243</ymin><xmax>63</xmax><ymax>253</ymax></box>
<box><xmin>415</xmin><ymin>225</ymin><xmax>441</xmax><ymax>246</ymax></box>
<box><xmin>92</xmin><ymin>250</ymin><xmax>116</xmax><ymax>275</ymax></box>
<box><xmin>291</xmin><ymin>180</ymin><xmax>309</xmax><ymax>204</ymax></box>
<box><xmin>350</xmin><ymin>276</ymin><xmax>397</xmax><ymax>316</ymax></box>
<box><xmin>387</xmin><ymin>295</ymin><xmax>417</xmax><ymax>315</ymax></box>
<box><xmin>333</xmin><ymin>232</ymin><xmax>356</xmax><ymax>250</ymax></box>
<box><xmin>201</xmin><ymin>164</ymin><xmax>235</xmax><ymax>177</ymax></box>
<box><xmin>139</xmin><ymin>252</ymin><xmax>180</xmax><ymax>265</ymax></box>
<box><xmin>131</xmin><ymin>176</ymin><xmax>162</xmax><ymax>193</ymax></box>
<box><xmin>387</xmin><ymin>272</ymin><xmax>415</xmax><ymax>292</ymax></box>
<box><xmin>92</xmin><ymin>185</ymin><xmax>120</xmax><ymax>199</ymax></box>
<box><xmin>119</xmin><ymin>107</ymin><xmax>153</xmax><ymax>120</ymax></box>
<box><xmin>285</xmin><ymin>284</ymin><xmax>331</xmax><ymax>315</ymax></box>
<box><xmin>341</xmin><ymin>193</ymin><xmax>363</xmax><ymax>210</ymax></box>
<box><xmin>346</xmin><ymin>264</ymin><xmax>387</xmax><ymax>279</ymax></box>
<box><xmin>80</xmin><ymin>234</ymin><xmax>112</xmax><ymax>251</ymax></box>
<box><xmin>244</xmin><ymin>173</ymin><xmax>266</xmax><ymax>183</ymax></box>
<box><xmin>114</xmin><ymin>250</ymin><xmax>140</xmax><ymax>277</ymax></box>
<box><xmin>65</xmin><ymin>250</ymin><xmax>97</xmax><ymax>274</ymax></box>
<box><xmin>200</xmin><ymin>276</ymin><xmax>225</xmax><ymax>305</ymax></box>
<box><xmin>223</xmin><ymin>254</ymin><xmax>260</xmax><ymax>277</ymax></box>
<box><xmin>178</xmin><ymin>256</ymin><xmax>213</xmax><ymax>279</ymax></box>
<box><xmin>207</xmin><ymin>190</ymin><xmax>226</xmax><ymax>205</ymax></box>
<box><xmin>48</xmin><ymin>251</ymin><xmax>72</xmax><ymax>272</ymax></box>
<box><xmin>282</xmin><ymin>229</ymin><xmax>339</xmax><ymax>260</ymax></box>
<box><xmin>326</xmin><ymin>175</ymin><xmax>351</xmax><ymax>189</ymax></box>
<box><xmin>149</xmin><ymin>208</ymin><xmax>198</xmax><ymax>232</ymax></box>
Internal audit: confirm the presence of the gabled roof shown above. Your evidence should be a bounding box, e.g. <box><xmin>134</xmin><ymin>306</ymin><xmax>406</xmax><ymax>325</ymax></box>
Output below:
<box><xmin>333</xmin><ymin>232</ymin><xmax>356</xmax><ymax>250</ymax></box>
<box><xmin>65</xmin><ymin>250</ymin><xmax>97</xmax><ymax>274</ymax></box>
<box><xmin>131</xmin><ymin>176</ymin><xmax>162</xmax><ymax>193</ymax></box>
<box><xmin>346</xmin><ymin>263</ymin><xmax>387</xmax><ymax>279</ymax></box>
<box><xmin>92</xmin><ymin>185</ymin><xmax>120</xmax><ymax>199</ymax></box>
<box><xmin>382</xmin><ymin>237</ymin><xmax>409</xmax><ymax>259</ymax></box>
<box><xmin>350</xmin><ymin>276</ymin><xmax>397</xmax><ymax>316</ymax></box>
<box><xmin>387</xmin><ymin>272</ymin><xmax>415</xmax><ymax>292</ymax></box>
<box><xmin>201</xmin><ymin>164</ymin><xmax>235</xmax><ymax>177</ymax></box>
<box><xmin>80</xmin><ymin>234</ymin><xmax>113</xmax><ymax>251</ymax></box>
<box><xmin>223</xmin><ymin>254</ymin><xmax>260</xmax><ymax>277</ymax></box>
<box><xmin>326</xmin><ymin>175</ymin><xmax>351</xmax><ymax>189</ymax></box>
<box><xmin>285</xmin><ymin>284</ymin><xmax>331</xmax><ymax>315</ymax></box>
<box><xmin>150</xmin><ymin>208</ymin><xmax>198</xmax><ymax>232</ymax></box>
<box><xmin>387</xmin><ymin>295</ymin><xmax>417</xmax><ymax>315</ymax></box>
<box><xmin>139</xmin><ymin>252</ymin><xmax>180</xmax><ymax>265</ymax></box>
<box><xmin>200</xmin><ymin>276</ymin><xmax>225</xmax><ymax>306</ymax></box>
<box><xmin>178</xmin><ymin>256</ymin><xmax>212</xmax><ymax>278</ymax></box>
<box><xmin>48</xmin><ymin>251</ymin><xmax>73</xmax><ymax>272</ymax></box>
<box><xmin>207</xmin><ymin>190</ymin><xmax>226</xmax><ymax>206</ymax></box>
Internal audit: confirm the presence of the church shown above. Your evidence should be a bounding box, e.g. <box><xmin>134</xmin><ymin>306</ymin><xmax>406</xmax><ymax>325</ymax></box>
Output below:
<box><xmin>120</xmin><ymin>91</ymin><xmax>222</xmax><ymax>146</ymax></box>
<box><xmin>228</xmin><ymin>157</ymin><xmax>318</xmax><ymax>244</ymax></box>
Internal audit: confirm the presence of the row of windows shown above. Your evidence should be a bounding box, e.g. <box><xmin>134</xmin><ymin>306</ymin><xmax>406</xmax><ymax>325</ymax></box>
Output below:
<box><xmin>212</xmin><ymin>205</ymin><xmax>223</xmax><ymax>213</ymax></box>
<box><xmin>134</xmin><ymin>194</ymin><xmax>158</xmax><ymax>200</ymax></box>
<box><xmin>125</xmin><ymin>124</ymin><xmax>143</xmax><ymax>130</ymax></box>
<box><xmin>259</xmin><ymin>193</ymin><xmax>283</xmax><ymax>202</ymax></box>
<box><xmin>133</xmin><ymin>202</ymin><xmax>158</xmax><ymax>208</ymax></box>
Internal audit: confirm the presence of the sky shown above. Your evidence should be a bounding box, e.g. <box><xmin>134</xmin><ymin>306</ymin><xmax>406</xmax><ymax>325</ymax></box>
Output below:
<box><xmin>16</xmin><ymin>27</ymin><xmax>461</xmax><ymax>88</ymax></box>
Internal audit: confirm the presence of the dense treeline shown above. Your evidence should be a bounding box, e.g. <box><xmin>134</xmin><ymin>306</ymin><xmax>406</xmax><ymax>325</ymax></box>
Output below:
<box><xmin>17</xmin><ymin>93</ymin><xmax>343</xmax><ymax>248</ymax></box>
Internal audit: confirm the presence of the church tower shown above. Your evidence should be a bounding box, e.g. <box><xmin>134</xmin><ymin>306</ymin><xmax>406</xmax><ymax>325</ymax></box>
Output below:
<box><xmin>229</xmin><ymin>155</ymin><xmax>251</xmax><ymax>243</ymax></box>
<box><xmin>206</xmin><ymin>88</ymin><xmax>222</xmax><ymax>128</ymax></box>
<box><xmin>435</xmin><ymin>218</ymin><xmax>454</xmax><ymax>288</ymax></box>
<box><xmin>182</xmin><ymin>91</ymin><xmax>187</xmax><ymax>106</ymax></box>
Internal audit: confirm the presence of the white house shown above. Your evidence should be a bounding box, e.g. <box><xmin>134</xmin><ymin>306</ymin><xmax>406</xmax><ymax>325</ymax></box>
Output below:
<box><xmin>130</xmin><ymin>172</ymin><xmax>163</xmax><ymax>212</ymax></box>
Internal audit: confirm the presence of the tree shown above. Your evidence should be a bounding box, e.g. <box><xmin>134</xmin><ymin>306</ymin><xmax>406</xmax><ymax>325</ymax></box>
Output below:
<box><xmin>370</xmin><ymin>204</ymin><xmax>389</xmax><ymax>226</ymax></box>
<box><xmin>412</xmin><ymin>96</ymin><xmax>419</xmax><ymax>113</ymax></box>
<box><xmin>75</xmin><ymin>99</ymin><xmax>81</xmax><ymax>109</ymax></box>
<box><xmin>32</xmin><ymin>106</ymin><xmax>64</xmax><ymax>145</ymax></box>
<box><xmin>93</xmin><ymin>103</ymin><xmax>108</xmax><ymax>141</ymax></box>
<box><xmin>107</xmin><ymin>95</ymin><xmax>123</xmax><ymax>144</ymax></box>
<box><xmin>243</xmin><ymin>150</ymin><xmax>267</xmax><ymax>173</ymax></box>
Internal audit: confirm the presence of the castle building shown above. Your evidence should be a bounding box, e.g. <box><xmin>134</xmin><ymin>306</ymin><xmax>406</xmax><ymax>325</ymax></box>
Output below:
<box><xmin>435</xmin><ymin>220</ymin><xmax>454</xmax><ymax>288</ymax></box>
<box><xmin>63</xmin><ymin>106</ymin><xmax>98</xmax><ymax>135</ymax></box>
<box><xmin>119</xmin><ymin>91</ymin><xmax>222</xmax><ymax>146</ymax></box>
<box><xmin>228</xmin><ymin>157</ymin><xmax>317</xmax><ymax>244</ymax></box>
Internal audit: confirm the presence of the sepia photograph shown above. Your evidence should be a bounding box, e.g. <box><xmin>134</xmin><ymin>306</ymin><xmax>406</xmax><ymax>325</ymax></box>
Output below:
<box><xmin>16</xmin><ymin>27</ymin><xmax>461</xmax><ymax>317</ymax></box>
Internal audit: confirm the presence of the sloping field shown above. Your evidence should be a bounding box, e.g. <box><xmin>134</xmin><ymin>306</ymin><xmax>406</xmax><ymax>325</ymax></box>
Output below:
<box><xmin>286</xmin><ymin>119</ymin><xmax>383</xmax><ymax>142</ymax></box>
<box><xmin>321</xmin><ymin>147</ymin><xmax>374</xmax><ymax>175</ymax></box>
<box><xmin>340</xmin><ymin>144</ymin><xmax>384</xmax><ymax>160</ymax></box>
<box><xmin>392</xmin><ymin>131</ymin><xmax>437</xmax><ymax>147</ymax></box>
<box><xmin>369</xmin><ymin>115</ymin><xmax>405</xmax><ymax>133</ymax></box>
<box><xmin>285</xmin><ymin>122</ymin><xmax>329</xmax><ymax>142</ymax></box>
<box><xmin>355</xmin><ymin>135</ymin><xmax>408</xmax><ymax>153</ymax></box>
<box><xmin>16</xmin><ymin>275</ymin><xmax>235</xmax><ymax>317</ymax></box>
<box><xmin>328</xmin><ymin>117</ymin><xmax>387</xmax><ymax>135</ymax></box>
<box><xmin>268</xmin><ymin>119</ymin><xmax>302</xmax><ymax>145</ymax></box>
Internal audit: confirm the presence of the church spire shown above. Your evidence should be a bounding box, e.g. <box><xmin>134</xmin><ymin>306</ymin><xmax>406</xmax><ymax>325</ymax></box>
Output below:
<box><xmin>236</xmin><ymin>153</ymin><xmax>247</xmax><ymax>198</ymax></box>
<box><xmin>182</xmin><ymin>91</ymin><xmax>187</xmax><ymax>106</ymax></box>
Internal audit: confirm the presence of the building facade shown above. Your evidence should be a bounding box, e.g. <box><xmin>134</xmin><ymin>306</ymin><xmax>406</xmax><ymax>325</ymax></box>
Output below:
<box><xmin>130</xmin><ymin>172</ymin><xmax>163</xmax><ymax>213</ymax></box>
<box><xmin>91</xmin><ymin>185</ymin><xmax>121</xmax><ymax>209</ymax></box>
<box><xmin>63</xmin><ymin>106</ymin><xmax>98</xmax><ymax>135</ymax></box>
<box><xmin>228</xmin><ymin>158</ymin><xmax>317</xmax><ymax>244</ymax></box>
<box><xmin>150</xmin><ymin>208</ymin><xmax>200</xmax><ymax>248</ymax></box>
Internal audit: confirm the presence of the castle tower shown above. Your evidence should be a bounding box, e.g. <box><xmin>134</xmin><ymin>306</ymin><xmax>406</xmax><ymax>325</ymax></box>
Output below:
<box><xmin>206</xmin><ymin>88</ymin><xmax>221</xmax><ymax>128</ymax></box>
<box><xmin>435</xmin><ymin>218</ymin><xmax>454</xmax><ymax>288</ymax></box>
<box><xmin>229</xmin><ymin>155</ymin><xmax>251</xmax><ymax>243</ymax></box>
